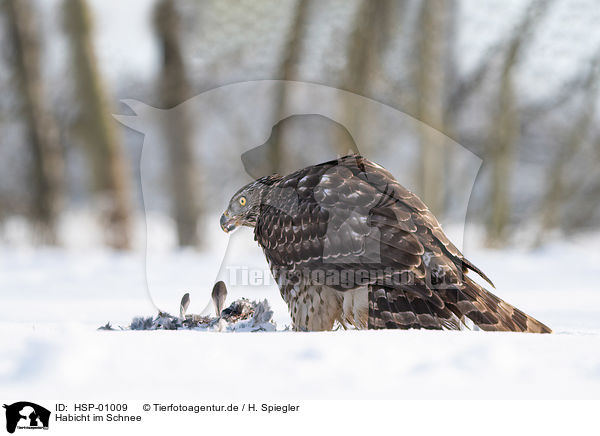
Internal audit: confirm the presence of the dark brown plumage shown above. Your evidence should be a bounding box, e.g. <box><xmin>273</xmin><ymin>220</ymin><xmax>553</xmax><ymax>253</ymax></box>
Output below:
<box><xmin>221</xmin><ymin>155</ymin><xmax>551</xmax><ymax>333</ymax></box>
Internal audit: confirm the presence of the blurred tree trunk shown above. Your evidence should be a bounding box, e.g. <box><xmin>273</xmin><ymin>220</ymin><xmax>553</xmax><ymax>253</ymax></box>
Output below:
<box><xmin>63</xmin><ymin>0</ymin><xmax>132</xmax><ymax>249</ymax></box>
<box><xmin>341</xmin><ymin>0</ymin><xmax>393</xmax><ymax>156</ymax></box>
<box><xmin>155</xmin><ymin>0</ymin><xmax>200</xmax><ymax>247</ymax></box>
<box><xmin>414</xmin><ymin>0</ymin><xmax>448</xmax><ymax>217</ymax></box>
<box><xmin>487</xmin><ymin>67</ymin><xmax>517</xmax><ymax>246</ymax></box>
<box><xmin>269</xmin><ymin>0</ymin><xmax>310</xmax><ymax>174</ymax></box>
<box><xmin>4</xmin><ymin>0</ymin><xmax>64</xmax><ymax>244</ymax></box>
<box><xmin>343</xmin><ymin>0</ymin><xmax>388</xmax><ymax>95</ymax></box>
<box><xmin>538</xmin><ymin>58</ymin><xmax>599</xmax><ymax>238</ymax></box>
<box><xmin>569</xmin><ymin>131</ymin><xmax>600</xmax><ymax>228</ymax></box>
<box><xmin>486</xmin><ymin>0</ymin><xmax>551</xmax><ymax>247</ymax></box>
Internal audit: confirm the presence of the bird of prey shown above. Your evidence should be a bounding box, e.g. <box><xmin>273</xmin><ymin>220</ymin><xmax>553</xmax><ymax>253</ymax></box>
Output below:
<box><xmin>220</xmin><ymin>155</ymin><xmax>551</xmax><ymax>333</ymax></box>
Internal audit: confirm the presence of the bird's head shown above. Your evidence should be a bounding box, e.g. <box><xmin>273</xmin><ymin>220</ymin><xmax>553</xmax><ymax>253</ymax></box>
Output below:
<box><xmin>220</xmin><ymin>177</ymin><xmax>276</xmax><ymax>233</ymax></box>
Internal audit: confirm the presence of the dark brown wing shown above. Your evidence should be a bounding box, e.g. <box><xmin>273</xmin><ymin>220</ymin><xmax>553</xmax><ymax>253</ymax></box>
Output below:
<box><xmin>258</xmin><ymin>158</ymin><xmax>404</xmax><ymax>270</ymax></box>
<box><xmin>255</xmin><ymin>155</ymin><xmax>550</xmax><ymax>332</ymax></box>
<box><xmin>255</xmin><ymin>156</ymin><xmax>461</xmax><ymax>285</ymax></box>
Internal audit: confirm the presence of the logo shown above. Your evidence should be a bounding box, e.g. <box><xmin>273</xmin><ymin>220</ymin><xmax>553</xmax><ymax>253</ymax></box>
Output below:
<box><xmin>115</xmin><ymin>81</ymin><xmax>482</xmax><ymax>310</ymax></box>
<box><xmin>3</xmin><ymin>402</ymin><xmax>50</xmax><ymax>434</ymax></box>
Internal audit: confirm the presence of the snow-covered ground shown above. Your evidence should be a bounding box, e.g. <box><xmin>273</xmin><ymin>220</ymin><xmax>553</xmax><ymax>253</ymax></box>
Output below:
<box><xmin>1</xmin><ymin>222</ymin><xmax>600</xmax><ymax>400</ymax></box>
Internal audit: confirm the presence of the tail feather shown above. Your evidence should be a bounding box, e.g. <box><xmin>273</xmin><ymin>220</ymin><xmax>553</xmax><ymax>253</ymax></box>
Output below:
<box><xmin>368</xmin><ymin>278</ymin><xmax>552</xmax><ymax>333</ymax></box>
<box><xmin>452</xmin><ymin>276</ymin><xmax>552</xmax><ymax>333</ymax></box>
<box><xmin>440</xmin><ymin>276</ymin><xmax>552</xmax><ymax>333</ymax></box>
<box><xmin>369</xmin><ymin>285</ymin><xmax>460</xmax><ymax>330</ymax></box>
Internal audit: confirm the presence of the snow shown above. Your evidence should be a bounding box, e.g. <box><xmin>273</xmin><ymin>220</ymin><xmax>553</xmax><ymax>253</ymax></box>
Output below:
<box><xmin>1</xmin><ymin>225</ymin><xmax>600</xmax><ymax>400</ymax></box>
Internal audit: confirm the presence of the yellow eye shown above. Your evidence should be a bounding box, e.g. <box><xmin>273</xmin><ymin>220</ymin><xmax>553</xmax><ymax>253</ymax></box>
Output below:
<box><xmin>239</xmin><ymin>197</ymin><xmax>247</xmax><ymax>206</ymax></box>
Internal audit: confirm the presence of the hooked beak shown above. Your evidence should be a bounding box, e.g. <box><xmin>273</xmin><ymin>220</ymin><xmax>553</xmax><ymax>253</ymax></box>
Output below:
<box><xmin>220</xmin><ymin>212</ymin><xmax>238</xmax><ymax>233</ymax></box>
